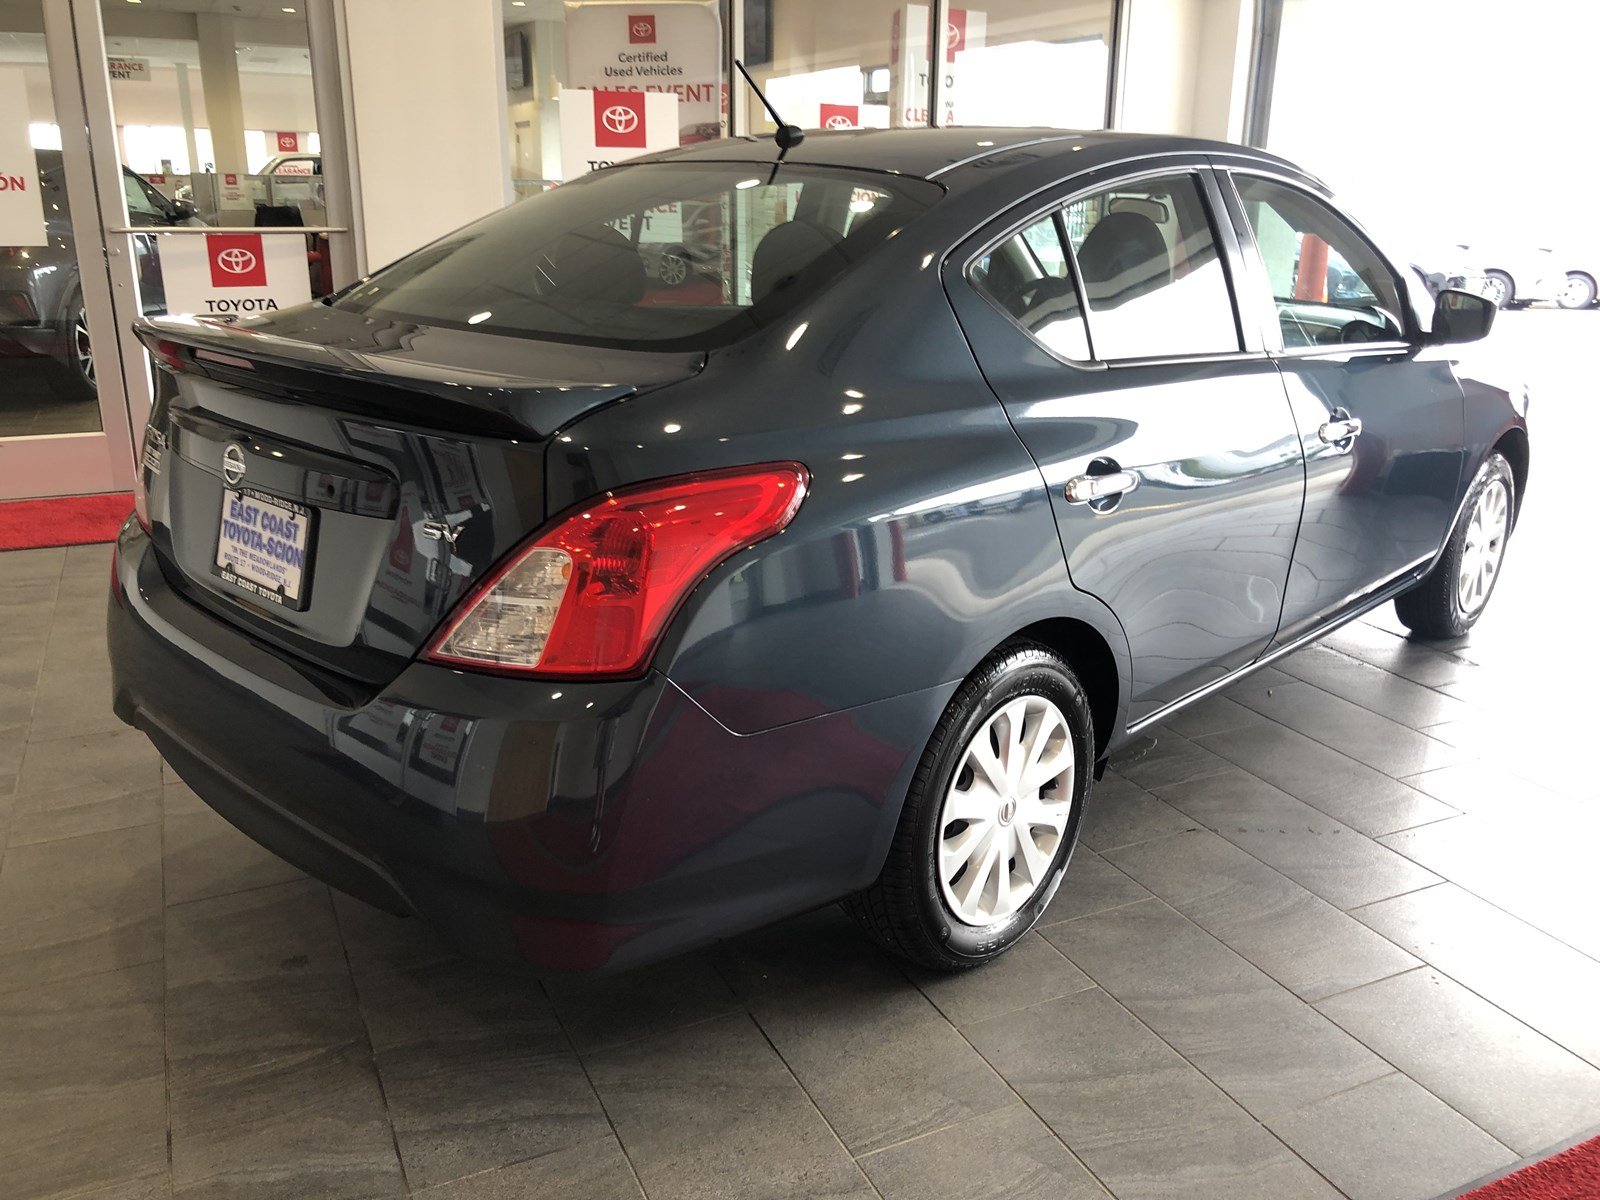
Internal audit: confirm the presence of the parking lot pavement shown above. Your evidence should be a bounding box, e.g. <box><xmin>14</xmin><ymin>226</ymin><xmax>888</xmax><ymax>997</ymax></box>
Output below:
<box><xmin>1</xmin><ymin>310</ymin><xmax>1594</xmax><ymax>1200</ymax></box>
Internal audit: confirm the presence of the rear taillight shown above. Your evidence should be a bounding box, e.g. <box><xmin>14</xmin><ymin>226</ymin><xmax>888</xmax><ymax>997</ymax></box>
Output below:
<box><xmin>424</xmin><ymin>463</ymin><xmax>808</xmax><ymax>678</ymax></box>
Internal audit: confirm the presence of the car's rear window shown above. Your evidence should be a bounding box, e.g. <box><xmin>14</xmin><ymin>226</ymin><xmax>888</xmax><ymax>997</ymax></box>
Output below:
<box><xmin>332</xmin><ymin>162</ymin><xmax>943</xmax><ymax>350</ymax></box>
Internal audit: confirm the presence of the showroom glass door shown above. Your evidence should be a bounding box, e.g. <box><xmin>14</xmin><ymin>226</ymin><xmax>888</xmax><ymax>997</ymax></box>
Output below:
<box><xmin>0</xmin><ymin>1</ymin><xmax>137</xmax><ymax>499</ymax></box>
<box><xmin>1</xmin><ymin>0</ymin><xmax>347</xmax><ymax>501</ymax></box>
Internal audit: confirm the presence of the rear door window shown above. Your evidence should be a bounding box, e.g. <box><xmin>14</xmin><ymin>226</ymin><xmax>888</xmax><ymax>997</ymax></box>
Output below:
<box><xmin>1062</xmin><ymin>173</ymin><xmax>1241</xmax><ymax>360</ymax></box>
<box><xmin>970</xmin><ymin>213</ymin><xmax>1089</xmax><ymax>360</ymax></box>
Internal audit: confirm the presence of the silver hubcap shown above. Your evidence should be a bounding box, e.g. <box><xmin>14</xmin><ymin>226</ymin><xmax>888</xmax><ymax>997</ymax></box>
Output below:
<box><xmin>74</xmin><ymin>309</ymin><xmax>94</xmax><ymax>386</ymax></box>
<box><xmin>938</xmin><ymin>695</ymin><xmax>1075</xmax><ymax>926</ymax></box>
<box><xmin>1487</xmin><ymin>276</ymin><xmax>1510</xmax><ymax>305</ymax></box>
<box><xmin>1457</xmin><ymin>478</ymin><xmax>1509</xmax><ymax>616</ymax></box>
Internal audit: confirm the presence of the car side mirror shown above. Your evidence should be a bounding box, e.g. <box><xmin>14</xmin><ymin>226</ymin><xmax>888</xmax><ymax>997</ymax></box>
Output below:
<box><xmin>1430</xmin><ymin>289</ymin><xmax>1495</xmax><ymax>344</ymax></box>
<box><xmin>171</xmin><ymin>199</ymin><xmax>198</xmax><ymax>221</ymax></box>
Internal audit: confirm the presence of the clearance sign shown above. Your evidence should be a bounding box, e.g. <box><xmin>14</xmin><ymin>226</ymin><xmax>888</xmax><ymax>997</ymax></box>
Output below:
<box><xmin>0</xmin><ymin>67</ymin><xmax>47</xmax><ymax>247</ymax></box>
<box><xmin>558</xmin><ymin>88</ymin><xmax>679</xmax><ymax>178</ymax></box>
<box><xmin>157</xmin><ymin>232</ymin><xmax>312</xmax><ymax>319</ymax></box>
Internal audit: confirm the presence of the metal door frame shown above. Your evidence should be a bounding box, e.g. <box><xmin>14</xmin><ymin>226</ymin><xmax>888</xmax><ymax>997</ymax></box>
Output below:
<box><xmin>2</xmin><ymin>0</ymin><xmax>354</xmax><ymax>502</ymax></box>
<box><xmin>0</xmin><ymin>0</ymin><xmax>136</xmax><ymax>500</ymax></box>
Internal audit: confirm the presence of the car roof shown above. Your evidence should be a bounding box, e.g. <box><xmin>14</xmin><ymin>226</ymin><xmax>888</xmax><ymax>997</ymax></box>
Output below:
<box><xmin>636</xmin><ymin>128</ymin><xmax>1311</xmax><ymax>193</ymax></box>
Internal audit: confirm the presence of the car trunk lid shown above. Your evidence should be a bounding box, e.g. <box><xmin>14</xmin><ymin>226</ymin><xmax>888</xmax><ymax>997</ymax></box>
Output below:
<box><xmin>137</xmin><ymin>308</ymin><xmax>703</xmax><ymax>687</ymax></box>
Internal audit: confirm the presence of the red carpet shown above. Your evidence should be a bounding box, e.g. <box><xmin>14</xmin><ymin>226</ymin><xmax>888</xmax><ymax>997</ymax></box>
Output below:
<box><xmin>0</xmin><ymin>493</ymin><xmax>134</xmax><ymax>551</ymax></box>
<box><xmin>1462</xmin><ymin>1133</ymin><xmax>1600</xmax><ymax>1199</ymax></box>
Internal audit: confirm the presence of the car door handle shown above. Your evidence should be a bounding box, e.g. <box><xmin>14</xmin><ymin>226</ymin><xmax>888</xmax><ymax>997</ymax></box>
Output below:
<box><xmin>1064</xmin><ymin>470</ymin><xmax>1139</xmax><ymax>504</ymax></box>
<box><xmin>1318</xmin><ymin>416</ymin><xmax>1363</xmax><ymax>445</ymax></box>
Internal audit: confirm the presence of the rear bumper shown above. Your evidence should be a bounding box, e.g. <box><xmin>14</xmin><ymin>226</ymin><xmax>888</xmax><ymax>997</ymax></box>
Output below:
<box><xmin>109</xmin><ymin>520</ymin><xmax>944</xmax><ymax>973</ymax></box>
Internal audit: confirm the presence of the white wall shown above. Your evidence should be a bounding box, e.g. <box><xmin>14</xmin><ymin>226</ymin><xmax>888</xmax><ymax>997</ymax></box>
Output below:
<box><xmin>340</xmin><ymin>0</ymin><xmax>506</xmax><ymax>270</ymax></box>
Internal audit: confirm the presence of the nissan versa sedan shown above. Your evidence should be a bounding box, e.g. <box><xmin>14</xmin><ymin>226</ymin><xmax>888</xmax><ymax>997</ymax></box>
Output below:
<box><xmin>109</xmin><ymin>129</ymin><xmax>1528</xmax><ymax>974</ymax></box>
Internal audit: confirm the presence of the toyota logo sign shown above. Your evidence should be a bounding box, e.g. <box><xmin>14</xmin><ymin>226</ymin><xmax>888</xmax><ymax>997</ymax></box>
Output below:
<box><xmin>216</xmin><ymin>247</ymin><xmax>258</xmax><ymax>275</ymax></box>
<box><xmin>632</xmin><ymin>21</ymin><xmax>652</xmax><ymax>37</ymax></box>
<box><xmin>947</xmin><ymin>20</ymin><xmax>962</xmax><ymax>50</ymax></box>
<box><xmin>824</xmin><ymin>115</ymin><xmax>854</xmax><ymax>130</ymax></box>
<box><xmin>601</xmin><ymin>105</ymin><xmax>639</xmax><ymax>135</ymax></box>
<box><xmin>222</xmin><ymin>443</ymin><xmax>247</xmax><ymax>487</ymax></box>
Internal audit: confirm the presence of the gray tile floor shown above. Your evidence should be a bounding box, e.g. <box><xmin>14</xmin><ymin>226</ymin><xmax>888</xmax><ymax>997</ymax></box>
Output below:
<box><xmin>3</xmin><ymin>312</ymin><xmax>1598</xmax><ymax>1200</ymax></box>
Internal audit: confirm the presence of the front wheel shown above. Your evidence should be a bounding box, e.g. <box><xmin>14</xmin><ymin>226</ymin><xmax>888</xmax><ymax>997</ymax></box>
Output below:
<box><xmin>1394</xmin><ymin>453</ymin><xmax>1515</xmax><ymax>639</ymax></box>
<box><xmin>843</xmin><ymin>642</ymin><xmax>1094</xmax><ymax>972</ymax></box>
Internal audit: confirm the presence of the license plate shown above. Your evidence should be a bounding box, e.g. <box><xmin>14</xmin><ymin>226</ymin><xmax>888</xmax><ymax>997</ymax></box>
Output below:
<box><xmin>214</xmin><ymin>486</ymin><xmax>315</xmax><ymax>610</ymax></box>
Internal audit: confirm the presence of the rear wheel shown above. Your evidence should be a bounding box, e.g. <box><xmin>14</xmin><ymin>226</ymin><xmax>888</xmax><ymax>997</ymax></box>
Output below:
<box><xmin>1558</xmin><ymin>272</ymin><xmax>1597</xmax><ymax>310</ymax></box>
<box><xmin>843</xmin><ymin>642</ymin><xmax>1093</xmax><ymax>971</ymax></box>
<box><xmin>1394</xmin><ymin>453</ymin><xmax>1514</xmax><ymax>639</ymax></box>
<box><xmin>1483</xmin><ymin>270</ymin><xmax>1516</xmax><ymax>309</ymax></box>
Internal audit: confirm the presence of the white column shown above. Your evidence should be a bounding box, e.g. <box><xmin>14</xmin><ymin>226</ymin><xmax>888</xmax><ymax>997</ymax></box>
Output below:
<box><xmin>196</xmin><ymin>13</ymin><xmax>247</xmax><ymax>175</ymax></box>
<box><xmin>1116</xmin><ymin>0</ymin><xmax>1253</xmax><ymax>141</ymax></box>
<box><xmin>175</xmin><ymin>63</ymin><xmax>201</xmax><ymax>176</ymax></box>
<box><xmin>337</xmin><ymin>0</ymin><xmax>506</xmax><ymax>270</ymax></box>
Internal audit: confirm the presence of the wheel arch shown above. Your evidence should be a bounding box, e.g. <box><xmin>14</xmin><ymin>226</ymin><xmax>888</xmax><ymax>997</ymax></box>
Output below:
<box><xmin>1001</xmin><ymin>616</ymin><xmax>1121</xmax><ymax>763</ymax></box>
<box><xmin>1492</xmin><ymin>425</ymin><xmax>1530</xmax><ymax>523</ymax></box>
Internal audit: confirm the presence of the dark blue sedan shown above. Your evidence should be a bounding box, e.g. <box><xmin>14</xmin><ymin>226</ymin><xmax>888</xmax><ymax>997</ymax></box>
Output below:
<box><xmin>110</xmin><ymin>128</ymin><xmax>1526</xmax><ymax>974</ymax></box>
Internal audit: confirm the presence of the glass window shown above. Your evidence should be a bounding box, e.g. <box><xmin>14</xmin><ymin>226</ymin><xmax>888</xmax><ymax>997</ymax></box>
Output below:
<box><xmin>1063</xmin><ymin>173</ymin><xmax>1241</xmax><ymax>360</ymax></box>
<box><xmin>742</xmin><ymin>1</ymin><xmax>932</xmax><ymax>131</ymax></box>
<box><xmin>504</xmin><ymin>3</ymin><xmax>728</xmax><ymax>198</ymax></box>
<box><xmin>99</xmin><ymin>0</ymin><xmax>322</xmax><ymax>229</ymax></box>
<box><xmin>122</xmin><ymin>170</ymin><xmax>171</xmax><ymax>222</ymax></box>
<box><xmin>971</xmin><ymin>213</ymin><xmax>1089</xmax><ymax>360</ymax></box>
<box><xmin>941</xmin><ymin>0</ymin><xmax>1114</xmax><ymax>128</ymax></box>
<box><xmin>1233</xmin><ymin>175</ymin><xmax>1407</xmax><ymax>348</ymax></box>
<box><xmin>334</xmin><ymin>162</ymin><xmax>941</xmax><ymax>350</ymax></box>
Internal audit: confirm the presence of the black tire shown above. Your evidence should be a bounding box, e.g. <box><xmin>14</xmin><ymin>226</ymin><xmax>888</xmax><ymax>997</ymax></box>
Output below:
<box><xmin>1483</xmin><ymin>270</ymin><xmax>1516</xmax><ymax>310</ymax></box>
<box><xmin>843</xmin><ymin>641</ymin><xmax>1094</xmax><ymax>972</ymax></box>
<box><xmin>53</xmin><ymin>287</ymin><xmax>96</xmax><ymax>399</ymax></box>
<box><xmin>1558</xmin><ymin>272</ymin><xmax>1597</xmax><ymax>310</ymax></box>
<box><xmin>1394</xmin><ymin>453</ymin><xmax>1515</xmax><ymax>640</ymax></box>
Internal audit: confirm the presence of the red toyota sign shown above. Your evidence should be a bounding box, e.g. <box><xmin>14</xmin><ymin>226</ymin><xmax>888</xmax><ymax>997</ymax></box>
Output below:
<box><xmin>275</xmin><ymin>131</ymin><xmax>299</xmax><ymax>153</ymax></box>
<box><xmin>946</xmin><ymin>8</ymin><xmax>969</xmax><ymax>61</ymax></box>
<box><xmin>593</xmin><ymin>90</ymin><xmax>648</xmax><ymax>149</ymax></box>
<box><xmin>206</xmin><ymin>233</ymin><xmax>269</xmax><ymax>288</ymax></box>
<box><xmin>820</xmin><ymin>104</ymin><xmax>859</xmax><ymax>130</ymax></box>
<box><xmin>628</xmin><ymin>13</ymin><xmax>656</xmax><ymax>43</ymax></box>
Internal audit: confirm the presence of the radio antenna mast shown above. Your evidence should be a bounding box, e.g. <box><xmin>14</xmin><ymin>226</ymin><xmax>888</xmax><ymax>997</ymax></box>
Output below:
<box><xmin>734</xmin><ymin>59</ymin><xmax>805</xmax><ymax>159</ymax></box>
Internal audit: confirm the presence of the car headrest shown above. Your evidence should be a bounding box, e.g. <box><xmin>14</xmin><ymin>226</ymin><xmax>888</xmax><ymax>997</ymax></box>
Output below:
<box><xmin>1075</xmin><ymin>211</ymin><xmax>1170</xmax><ymax>309</ymax></box>
<box><xmin>752</xmin><ymin>220</ymin><xmax>847</xmax><ymax>305</ymax></box>
<box><xmin>533</xmin><ymin>223</ymin><xmax>646</xmax><ymax>305</ymax></box>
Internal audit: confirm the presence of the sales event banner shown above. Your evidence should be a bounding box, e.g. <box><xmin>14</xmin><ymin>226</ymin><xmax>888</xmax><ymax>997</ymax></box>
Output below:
<box><xmin>888</xmin><ymin>5</ymin><xmax>986</xmax><ymax>126</ymax></box>
<box><xmin>0</xmin><ymin>67</ymin><xmax>47</xmax><ymax>247</ymax></box>
<box><xmin>558</xmin><ymin>88</ymin><xmax>680</xmax><ymax>179</ymax></box>
<box><xmin>564</xmin><ymin>2</ymin><xmax>723</xmax><ymax>145</ymax></box>
<box><xmin>158</xmin><ymin>232</ymin><xmax>312</xmax><ymax>319</ymax></box>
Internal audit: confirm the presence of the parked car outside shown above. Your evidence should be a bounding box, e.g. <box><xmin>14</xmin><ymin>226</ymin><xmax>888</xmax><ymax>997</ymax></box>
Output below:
<box><xmin>0</xmin><ymin>150</ymin><xmax>200</xmax><ymax>396</ymax></box>
<box><xmin>109</xmin><ymin>129</ymin><xmax>1527</xmax><ymax>976</ymax></box>
<box><xmin>1456</xmin><ymin>241</ymin><xmax>1565</xmax><ymax>308</ymax></box>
